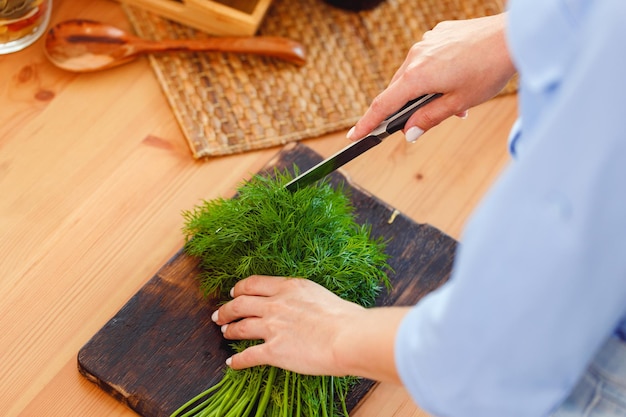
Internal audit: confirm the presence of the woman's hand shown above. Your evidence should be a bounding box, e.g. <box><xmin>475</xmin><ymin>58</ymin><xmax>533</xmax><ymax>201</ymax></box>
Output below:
<box><xmin>212</xmin><ymin>275</ymin><xmax>409</xmax><ymax>382</ymax></box>
<box><xmin>347</xmin><ymin>13</ymin><xmax>516</xmax><ymax>143</ymax></box>
<box><xmin>212</xmin><ymin>275</ymin><xmax>361</xmax><ymax>376</ymax></box>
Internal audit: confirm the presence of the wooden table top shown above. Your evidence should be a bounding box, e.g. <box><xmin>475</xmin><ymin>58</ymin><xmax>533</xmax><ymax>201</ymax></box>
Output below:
<box><xmin>0</xmin><ymin>0</ymin><xmax>518</xmax><ymax>416</ymax></box>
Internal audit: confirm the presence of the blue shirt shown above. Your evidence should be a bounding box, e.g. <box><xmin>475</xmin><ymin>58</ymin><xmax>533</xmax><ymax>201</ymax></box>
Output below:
<box><xmin>395</xmin><ymin>1</ymin><xmax>626</xmax><ymax>416</ymax></box>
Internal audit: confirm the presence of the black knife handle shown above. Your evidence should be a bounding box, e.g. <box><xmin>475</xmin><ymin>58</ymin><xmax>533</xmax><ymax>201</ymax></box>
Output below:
<box><xmin>385</xmin><ymin>93</ymin><xmax>442</xmax><ymax>134</ymax></box>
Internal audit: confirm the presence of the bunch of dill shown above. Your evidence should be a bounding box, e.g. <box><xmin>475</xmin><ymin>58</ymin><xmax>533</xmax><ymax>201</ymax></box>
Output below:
<box><xmin>173</xmin><ymin>170</ymin><xmax>390</xmax><ymax>417</ymax></box>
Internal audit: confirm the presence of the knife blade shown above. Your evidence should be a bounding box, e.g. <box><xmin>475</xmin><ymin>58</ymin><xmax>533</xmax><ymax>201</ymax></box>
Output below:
<box><xmin>284</xmin><ymin>92</ymin><xmax>441</xmax><ymax>192</ymax></box>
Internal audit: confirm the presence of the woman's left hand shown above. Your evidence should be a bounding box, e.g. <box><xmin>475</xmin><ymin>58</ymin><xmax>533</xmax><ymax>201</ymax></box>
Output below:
<box><xmin>212</xmin><ymin>274</ymin><xmax>408</xmax><ymax>382</ymax></box>
<box><xmin>212</xmin><ymin>275</ymin><xmax>363</xmax><ymax>375</ymax></box>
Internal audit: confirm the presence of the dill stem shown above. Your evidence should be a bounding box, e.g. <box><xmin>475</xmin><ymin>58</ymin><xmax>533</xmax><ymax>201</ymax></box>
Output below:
<box><xmin>223</xmin><ymin>393</ymin><xmax>250</xmax><ymax>417</ymax></box>
<box><xmin>215</xmin><ymin>372</ymin><xmax>248</xmax><ymax>415</ymax></box>
<box><xmin>289</xmin><ymin>371</ymin><xmax>296</xmax><ymax>417</ymax></box>
<box><xmin>196</xmin><ymin>382</ymin><xmax>235</xmax><ymax>417</ymax></box>
<box><xmin>210</xmin><ymin>378</ymin><xmax>241</xmax><ymax>416</ymax></box>
<box><xmin>178</xmin><ymin>397</ymin><xmax>213</xmax><ymax>417</ymax></box>
<box><xmin>322</xmin><ymin>376</ymin><xmax>331</xmax><ymax>417</ymax></box>
<box><xmin>237</xmin><ymin>369</ymin><xmax>264</xmax><ymax>417</ymax></box>
<box><xmin>330</xmin><ymin>376</ymin><xmax>335</xmax><ymax>416</ymax></box>
<box><xmin>338</xmin><ymin>381</ymin><xmax>350</xmax><ymax>417</ymax></box>
<box><xmin>255</xmin><ymin>366</ymin><xmax>277</xmax><ymax>417</ymax></box>
<box><xmin>170</xmin><ymin>377</ymin><xmax>228</xmax><ymax>417</ymax></box>
<box><xmin>282</xmin><ymin>370</ymin><xmax>290</xmax><ymax>417</ymax></box>
<box><xmin>295</xmin><ymin>374</ymin><xmax>301</xmax><ymax>417</ymax></box>
<box><xmin>271</xmin><ymin>401</ymin><xmax>281</xmax><ymax>417</ymax></box>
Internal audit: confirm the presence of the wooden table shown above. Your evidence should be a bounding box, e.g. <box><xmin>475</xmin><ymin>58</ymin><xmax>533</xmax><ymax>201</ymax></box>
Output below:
<box><xmin>0</xmin><ymin>0</ymin><xmax>518</xmax><ymax>416</ymax></box>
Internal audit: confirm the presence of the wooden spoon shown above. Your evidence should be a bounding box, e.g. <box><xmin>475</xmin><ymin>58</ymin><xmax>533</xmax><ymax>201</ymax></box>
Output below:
<box><xmin>44</xmin><ymin>19</ymin><xmax>307</xmax><ymax>72</ymax></box>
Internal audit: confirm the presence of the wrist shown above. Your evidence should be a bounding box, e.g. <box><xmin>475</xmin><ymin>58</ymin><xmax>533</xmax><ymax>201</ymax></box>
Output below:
<box><xmin>332</xmin><ymin>306</ymin><xmax>410</xmax><ymax>383</ymax></box>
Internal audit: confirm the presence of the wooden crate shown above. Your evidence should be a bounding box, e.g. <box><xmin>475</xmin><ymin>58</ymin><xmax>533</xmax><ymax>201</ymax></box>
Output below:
<box><xmin>117</xmin><ymin>0</ymin><xmax>273</xmax><ymax>36</ymax></box>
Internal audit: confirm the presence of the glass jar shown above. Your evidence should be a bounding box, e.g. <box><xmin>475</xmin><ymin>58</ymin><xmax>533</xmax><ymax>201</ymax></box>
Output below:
<box><xmin>0</xmin><ymin>0</ymin><xmax>52</xmax><ymax>55</ymax></box>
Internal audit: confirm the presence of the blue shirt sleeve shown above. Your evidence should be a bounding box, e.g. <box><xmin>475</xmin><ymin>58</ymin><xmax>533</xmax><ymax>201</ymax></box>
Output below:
<box><xmin>395</xmin><ymin>1</ymin><xmax>626</xmax><ymax>416</ymax></box>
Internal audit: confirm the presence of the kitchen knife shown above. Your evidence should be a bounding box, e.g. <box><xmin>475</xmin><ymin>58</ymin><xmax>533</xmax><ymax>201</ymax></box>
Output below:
<box><xmin>284</xmin><ymin>92</ymin><xmax>441</xmax><ymax>192</ymax></box>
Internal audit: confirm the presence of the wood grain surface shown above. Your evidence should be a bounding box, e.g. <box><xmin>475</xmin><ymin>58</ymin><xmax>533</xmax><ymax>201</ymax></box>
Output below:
<box><xmin>77</xmin><ymin>143</ymin><xmax>458</xmax><ymax>417</ymax></box>
<box><xmin>0</xmin><ymin>0</ymin><xmax>518</xmax><ymax>416</ymax></box>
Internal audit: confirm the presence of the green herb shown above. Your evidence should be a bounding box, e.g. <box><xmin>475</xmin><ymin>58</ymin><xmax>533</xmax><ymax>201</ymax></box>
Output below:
<box><xmin>171</xmin><ymin>169</ymin><xmax>390</xmax><ymax>417</ymax></box>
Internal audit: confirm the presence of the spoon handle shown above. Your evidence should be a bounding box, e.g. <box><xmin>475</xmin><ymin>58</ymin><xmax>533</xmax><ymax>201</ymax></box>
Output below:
<box><xmin>134</xmin><ymin>36</ymin><xmax>306</xmax><ymax>66</ymax></box>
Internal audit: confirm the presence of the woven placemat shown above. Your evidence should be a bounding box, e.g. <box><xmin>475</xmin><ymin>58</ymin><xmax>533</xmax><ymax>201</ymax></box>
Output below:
<box><xmin>124</xmin><ymin>0</ymin><xmax>514</xmax><ymax>158</ymax></box>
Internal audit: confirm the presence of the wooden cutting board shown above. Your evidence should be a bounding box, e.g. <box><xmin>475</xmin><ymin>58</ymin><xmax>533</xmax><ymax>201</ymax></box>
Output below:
<box><xmin>77</xmin><ymin>143</ymin><xmax>458</xmax><ymax>416</ymax></box>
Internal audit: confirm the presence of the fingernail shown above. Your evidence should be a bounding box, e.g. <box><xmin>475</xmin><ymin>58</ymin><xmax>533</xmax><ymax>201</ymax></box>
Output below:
<box><xmin>229</xmin><ymin>287</ymin><xmax>235</xmax><ymax>298</ymax></box>
<box><xmin>221</xmin><ymin>324</ymin><xmax>228</xmax><ymax>333</ymax></box>
<box><xmin>225</xmin><ymin>357</ymin><xmax>233</xmax><ymax>367</ymax></box>
<box><xmin>211</xmin><ymin>310</ymin><xmax>219</xmax><ymax>322</ymax></box>
<box><xmin>458</xmin><ymin>110</ymin><xmax>469</xmax><ymax>119</ymax></box>
<box><xmin>405</xmin><ymin>126</ymin><xmax>424</xmax><ymax>143</ymax></box>
<box><xmin>346</xmin><ymin>126</ymin><xmax>356</xmax><ymax>141</ymax></box>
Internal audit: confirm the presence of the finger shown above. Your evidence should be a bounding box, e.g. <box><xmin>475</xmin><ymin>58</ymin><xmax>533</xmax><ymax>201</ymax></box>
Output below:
<box><xmin>221</xmin><ymin>317</ymin><xmax>266</xmax><ymax>341</ymax></box>
<box><xmin>227</xmin><ymin>343</ymin><xmax>269</xmax><ymax>370</ymax></box>
<box><xmin>213</xmin><ymin>294</ymin><xmax>265</xmax><ymax>325</ymax></box>
<box><xmin>403</xmin><ymin>95</ymin><xmax>463</xmax><ymax>143</ymax></box>
<box><xmin>347</xmin><ymin>79</ymin><xmax>425</xmax><ymax>141</ymax></box>
<box><xmin>389</xmin><ymin>39</ymin><xmax>427</xmax><ymax>85</ymax></box>
<box><xmin>456</xmin><ymin>109</ymin><xmax>469</xmax><ymax>119</ymax></box>
<box><xmin>232</xmin><ymin>275</ymin><xmax>289</xmax><ymax>298</ymax></box>
<box><xmin>388</xmin><ymin>57</ymin><xmax>411</xmax><ymax>85</ymax></box>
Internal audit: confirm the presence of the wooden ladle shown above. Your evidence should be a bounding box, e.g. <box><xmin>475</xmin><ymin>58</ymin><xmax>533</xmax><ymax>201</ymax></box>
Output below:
<box><xmin>44</xmin><ymin>19</ymin><xmax>307</xmax><ymax>72</ymax></box>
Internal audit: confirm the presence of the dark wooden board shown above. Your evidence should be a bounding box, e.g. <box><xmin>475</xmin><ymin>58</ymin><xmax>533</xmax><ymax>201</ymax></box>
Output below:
<box><xmin>78</xmin><ymin>143</ymin><xmax>457</xmax><ymax>416</ymax></box>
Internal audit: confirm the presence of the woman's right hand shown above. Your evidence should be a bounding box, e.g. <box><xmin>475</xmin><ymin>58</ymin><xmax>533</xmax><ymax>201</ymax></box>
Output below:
<box><xmin>347</xmin><ymin>13</ymin><xmax>517</xmax><ymax>143</ymax></box>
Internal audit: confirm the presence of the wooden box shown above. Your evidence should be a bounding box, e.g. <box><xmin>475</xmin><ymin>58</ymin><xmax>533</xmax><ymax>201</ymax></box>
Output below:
<box><xmin>117</xmin><ymin>0</ymin><xmax>273</xmax><ymax>36</ymax></box>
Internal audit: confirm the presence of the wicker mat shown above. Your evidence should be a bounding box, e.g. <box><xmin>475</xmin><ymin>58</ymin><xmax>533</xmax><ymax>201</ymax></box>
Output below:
<box><xmin>124</xmin><ymin>0</ymin><xmax>514</xmax><ymax>158</ymax></box>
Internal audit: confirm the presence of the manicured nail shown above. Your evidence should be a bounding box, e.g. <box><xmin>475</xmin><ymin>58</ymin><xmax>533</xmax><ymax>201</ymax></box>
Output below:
<box><xmin>211</xmin><ymin>310</ymin><xmax>219</xmax><ymax>322</ymax></box>
<box><xmin>405</xmin><ymin>126</ymin><xmax>424</xmax><ymax>143</ymax></box>
<box><xmin>458</xmin><ymin>110</ymin><xmax>469</xmax><ymax>119</ymax></box>
<box><xmin>229</xmin><ymin>287</ymin><xmax>235</xmax><ymax>298</ymax></box>
<box><xmin>221</xmin><ymin>324</ymin><xmax>228</xmax><ymax>333</ymax></box>
<box><xmin>346</xmin><ymin>126</ymin><xmax>356</xmax><ymax>141</ymax></box>
<box><xmin>225</xmin><ymin>357</ymin><xmax>233</xmax><ymax>367</ymax></box>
